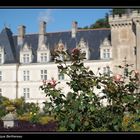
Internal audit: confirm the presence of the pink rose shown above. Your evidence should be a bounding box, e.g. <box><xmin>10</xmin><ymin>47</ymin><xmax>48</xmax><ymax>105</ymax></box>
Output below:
<box><xmin>134</xmin><ymin>70</ymin><xmax>139</xmax><ymax>75</ymax></box>
<box><xmin>114</xmin><ymin>74</ymin><xmax>122</xmax><ymax>82</ymax></box>
<box><xmin>49</xmin><ymin>78</ymin><xmax>56</xmax><ymax>88</ymax></box>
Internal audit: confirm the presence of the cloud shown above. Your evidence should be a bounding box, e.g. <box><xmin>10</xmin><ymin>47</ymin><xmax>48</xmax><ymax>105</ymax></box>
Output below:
<box><xmin>38</xmin><ymin>9</ymin><xmax>54</xmax><ymax>24</ymax></box>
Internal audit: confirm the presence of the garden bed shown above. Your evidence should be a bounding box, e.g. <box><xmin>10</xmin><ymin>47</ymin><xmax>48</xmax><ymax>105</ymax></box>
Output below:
<box><xmin>0</xmin><ymin>120</ymin><xmax>58</xmax><ymax>131</ymax></box>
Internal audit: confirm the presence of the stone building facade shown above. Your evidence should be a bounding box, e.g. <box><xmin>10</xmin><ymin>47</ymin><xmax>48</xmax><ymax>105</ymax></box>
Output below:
<box><xmin>0</xmin><ymin>10</ymin><xmax>139</xmax><ymax>107</ymax></box>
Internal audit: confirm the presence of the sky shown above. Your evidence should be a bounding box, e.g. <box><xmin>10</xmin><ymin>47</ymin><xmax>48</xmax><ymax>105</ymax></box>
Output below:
<box><xmin>0</xmin><ymin>9</ymin><xmax>110</xmax><ymax>35</ymax></box>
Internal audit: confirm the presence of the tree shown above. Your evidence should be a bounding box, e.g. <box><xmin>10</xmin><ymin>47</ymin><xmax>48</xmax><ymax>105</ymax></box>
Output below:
<box><xmin>90</xmin><ymin>17</ymin><xmax>110</xmax><ymax>29</ymax></box>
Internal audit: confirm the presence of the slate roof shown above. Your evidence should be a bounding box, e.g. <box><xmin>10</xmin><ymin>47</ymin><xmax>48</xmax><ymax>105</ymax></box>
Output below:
<box><xmin>0</xmin><ymin>27</ymin><xmax>111</xmax><ymax>64</ymax></box>
<box><xmin>0</xmin><ymin>27</ymin><xmax>17</xmax><ymax>63</ymax></box>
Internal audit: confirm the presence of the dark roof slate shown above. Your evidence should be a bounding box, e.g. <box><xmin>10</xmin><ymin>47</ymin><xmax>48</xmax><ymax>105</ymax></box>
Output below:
<box><xmin>0</xmin><ymin>28</ymin><xmax>17</xmax><ymax>63</ymax></box>
<box><xmin>1</xmin><ymin>28</ymin><xmax>111</xmax><ymax>63</ymax></box>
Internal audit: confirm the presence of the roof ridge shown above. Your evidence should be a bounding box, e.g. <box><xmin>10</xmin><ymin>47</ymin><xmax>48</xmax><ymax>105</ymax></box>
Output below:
<box><xmin>13</xmin><ymin>28</ymin><xmax>111</xmax><ymax>37</ymax></box>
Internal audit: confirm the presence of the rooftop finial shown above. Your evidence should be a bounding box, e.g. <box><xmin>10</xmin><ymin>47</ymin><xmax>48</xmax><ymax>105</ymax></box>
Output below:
<box><xmin>4</xmin><ymin>22</ymin><xmax>7</xmax><ymax>28</ymax></box>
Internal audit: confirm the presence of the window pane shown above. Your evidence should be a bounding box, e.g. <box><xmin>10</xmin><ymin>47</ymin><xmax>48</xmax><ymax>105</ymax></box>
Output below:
<box><xmin>27</xmin><ymin>93</ymin><xmax>30</xmax><ymax>98</ymax></box>
<box><xmin>41</xmin><ymin>75</ymin><xmax>44</xmax><ymax>80</ymax></box>
<box><xmin>44</xmin><ymin>75</ymin><xmax>47</xmax><ymax>80</ymax></box>
<box><xmin>41</xmin><ymin>70</ymin><xmax>43</xmax><ymax>74</ymax></box>
<box><xmin>44</xmin><ymin>70</ymin><xmax>47</xmax><ymax>74</ymax></box>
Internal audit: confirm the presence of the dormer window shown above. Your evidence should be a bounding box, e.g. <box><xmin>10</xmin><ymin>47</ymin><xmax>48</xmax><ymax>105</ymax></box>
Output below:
<box><xmin>40</xmin><ymin>53</ymin><xmax>47</xmax><ymax>62</ymax></box>
<box><xmin>23</xmin><ymin>54</ymin><xmax>30</xmax><ymax>63</ymax></box>
<box><xmin>77</xmin><ymin>38</ymin><xmax>90</xmax><ymax>60</ymax></box>
<box><xmin>100</xmin><ymin>38</ymin><xmax>112</xmax><ymax>60</ymax></box>
<box><xmin>20</xmin><ymin>43</ymin><xmax>33</xmax><ymax>64</ymax></box>
<box><xmin>54</xmin><ymin>40</ymin><xmax>67</xmax><ymax>61</ymax></box>
<box><xmin>37</xmin><ymin>44</ymin><xmax>51</xmax><ymax>63</ymax></box>
<box><xmin>103</xmin><ymin>49</ymin><xmax>110</xmax><ymax>59</ymax></box>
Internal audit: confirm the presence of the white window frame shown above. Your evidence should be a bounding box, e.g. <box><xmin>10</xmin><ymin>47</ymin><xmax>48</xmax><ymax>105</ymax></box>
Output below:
<box><xmin>40</xmin><ymin>53</ymin><xmax>47</xmax><ymax>62</ymax></box>
<box><xmin>23</xmin><ymin>54</ymin><xmax>30</xmax><ymax>63</ymax></box>
<box><xmin>23</xmin><ymin>88</ymin><xmax>30</xmax><ymax>98</ymax></box>
<box><xmin>103</xmin><ymin>49</ymin><xmax>110</xmax><ymax>59</ymax></box>
<box><xmin>41</xmin><ymin>70</ymin><xmax>47</xmax><ymax>80</ymax></box>
<box><xmin>58</xmin><ymin>69</ymin><xmax>64</xmax><ymax>80</ymax></box>
<box><xmin>103</xmin><ymin>66</ymin><xmax>110</xmax><ymax>75</ymax></box>
<box><xmin>23</xmin><ymin>70</ymin><xmax>30</xmax><ymax>81</ymax></box>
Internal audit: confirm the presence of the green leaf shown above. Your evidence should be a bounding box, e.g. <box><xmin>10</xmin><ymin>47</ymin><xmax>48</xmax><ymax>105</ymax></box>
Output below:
<box><xmin>84</xmin><ymin>121</ymin><xmax>89</xmax><ymax>126</ymax></box>
<box><xmin>70</xmin><ymin>124</ymin><xmax>75</xmax><ymax>130</ymax></box>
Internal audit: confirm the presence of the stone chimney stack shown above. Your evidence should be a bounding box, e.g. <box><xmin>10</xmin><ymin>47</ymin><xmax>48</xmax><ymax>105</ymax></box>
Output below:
<box><xmin>72</xmin><ymin>21</ymin><xmax>78</xmax><ymax>38</ymax></box>
<box><xmin>18</xmin><ymin>25</ymin><xmax>26</xmax><ymax>46</ymax></box>
<box><xmin>39</xmin><ymin>21</ymin><xmax>46</xmax><ymax>47</ymax></box>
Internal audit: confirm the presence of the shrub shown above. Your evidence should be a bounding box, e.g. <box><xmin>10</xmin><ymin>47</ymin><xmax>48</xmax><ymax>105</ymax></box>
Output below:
<box><xmin>18</xmin><ymin>113</ymin><xmax>31</xmax><ymax>121</ymax></box>
<box><xmin>38</xmin><ymin>116</ymin><xmax>55</xmax><ymax>125</ymax></box>
<box><xmin>40</xmin><ymin>48</ymin><xmax>140</xmax><ymax>131</ymax></box>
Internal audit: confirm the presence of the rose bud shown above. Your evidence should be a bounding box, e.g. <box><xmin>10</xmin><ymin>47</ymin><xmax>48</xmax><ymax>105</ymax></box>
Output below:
<box><xmin>49</xmin><ymin>78</ymin><xmax>57</xmax><ymax>88</ymax></box>
<box><xmin>71</xmin><ymin>48</ymin><xmax>80</xmax><ymax>55</ymax></box>
<box><xmin>114</xmin><ymin>74</ymin><xmax>122</xmax><ymax>82</ymax></box>
<box><xmin>135</xmin><ymin>70</ymin><xmax>139</xmax><ymax>75</ymax></box>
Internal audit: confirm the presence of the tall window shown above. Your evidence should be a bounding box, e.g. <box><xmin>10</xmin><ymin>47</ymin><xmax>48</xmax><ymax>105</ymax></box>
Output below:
<box><xmin>23</xmin><ymin>54</ymin><xmax>29</xmax><ymax>63</ymax></box>
<box><xmin>58</xmin><ymin>70</ymin><xmax>64</xmax><ymax>80</ymax></box>
<box><xmin>134</xmin><ymin>46</ymin><xmax>136</xmax><ymax>55</ymax></box>
<box><xmin>40</xmin><ymin>53</ymin><xmax>47</xmax><ymax>62</ymax></box>
<box><xmin>0</xmin><ymin>71</ymin><xmax>2</xmax><ymax>81</ymax></box>
<box><xmin>0</xmin><ymin>54</ymin><xmax>2</xmax><ymax>63</ymax></box>
<box><xmin>41</xmin><ymin>70</ymin><xmax>47</xmax><ymax>80</ymax></box>
<box><xmin>23</xmin><ymin>88</ymin><xmax>30</xmax><ymax>98</ymax></box>
<box><xmin>23</xmin><ymin>70</ymin><xmax>30</xmax><ymax>81</ymax></box>
<box><xmin>0</xmin><ymin>88</ymin><xmax>2</xmax><ymax>96</ymax></box>
<box><xmin>103</xmin><ymin>66</ymin><xmax>110</xmax><ymax>75</ymax></box>
<box><xmin>103</xmin><ymin>49</ymin><xmax>110</xmax><ymax>59</ymax></box>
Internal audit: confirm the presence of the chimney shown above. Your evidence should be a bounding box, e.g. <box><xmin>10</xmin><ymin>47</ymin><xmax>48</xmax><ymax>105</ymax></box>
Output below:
<box><xmin>126</xmin><ymin>9</ymin><xmax>132</xmax><ymax>16</ymax></box>
<box><xmin>72</xmin><ymin>21</ymin><xmax>78</xmax><ymax>38</ymax></box>
<box><xmin>18</xmin><ymin>25</ymin><xmax>26</xmax><ymax>46</ymax></box>
<box><xmin>39</xmin><ymin>21</ymin><xmax>46</xmax><ymax>47</ymax></box>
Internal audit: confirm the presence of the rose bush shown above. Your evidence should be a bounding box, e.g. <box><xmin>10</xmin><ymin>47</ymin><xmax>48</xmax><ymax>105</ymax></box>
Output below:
<box><xmin>40</xmin><ymin>48</ymin><xmax>140</xmax><ymax>131</ymax></box>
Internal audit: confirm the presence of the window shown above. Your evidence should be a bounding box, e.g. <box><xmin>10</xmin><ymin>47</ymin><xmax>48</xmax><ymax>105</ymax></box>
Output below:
<box><xmin>23</xmin><ymin>70</ymin><xmax>30</xmax><ymax>81</ymax></box>
<box><xmin>23</xmin><ymin>88</ymin><xmax>30</xmax><ymax>98</ymax></box>
<box><xmin>0</xmin><ymin>71</ymin><xmax>2</xmax><ymax>81</ymax></box>
<box><xmin>134</xmin><ymin>46</ymin><xmax>136</xmax><ymax>55</ymax></box>
<box><xmin>0</xmin><ymin>88</ymin><xmax>2</xmax><ymax>96</ymax></box>
<box><xmin>103</xmin><ymin>66</ymin><xmax>110</xmax><ymax>75</ymax></box>
<box><xmin>0</xmin><ymin>55</ymin><xmax>1</xmax><ymax>63</ymax></box>
<box><xmin>103</xmin><ymin>49</ymin><xmax>110</xmax><ymax>59</ymax></box>
<box><xmin>58</xmin><ymin>70</ymin><xmax>64</xmax><ymax>80</ymax></box>
<box><xmin>23</xmin><ymin>54</ymin><xmax>29</xmax><ymax>63</ymax></box>
<box><xmin>40</xmin><ymin>53</ymin><xmax>47</xmax><ymax>62</ymax></box>
<box><xmin>41</xmin><ymin>70</ymin><xmax>47</xmax><ymax>80</ymax></box>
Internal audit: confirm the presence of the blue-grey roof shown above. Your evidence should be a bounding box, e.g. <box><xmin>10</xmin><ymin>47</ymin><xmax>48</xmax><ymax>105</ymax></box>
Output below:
<box><xmin>0</xmin><ymin>27</ymin><xmax>17</xmax><ymax>63</ymax></box>
<box><xmin>1</xmin><ymin>28</ymin><xmax>111</xmax><ymax>64</ymax></box>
